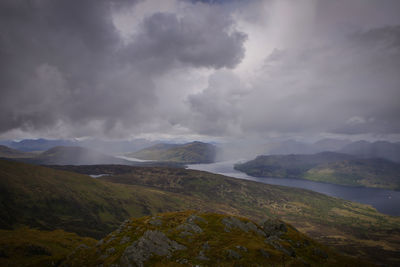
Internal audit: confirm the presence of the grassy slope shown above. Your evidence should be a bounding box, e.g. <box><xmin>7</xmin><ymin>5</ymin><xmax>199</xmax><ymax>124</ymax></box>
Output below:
<box><xmin>129</xmin><ymin>141</ymin><xmax>216</xmax><ymax>163</ymax></box>
<box><xmin>235</xmin><ymin>153</ymin><xmax>400</xmax><ymax>190</ymax></box>
<box><xmin>1</xmin><ymin>160</ymin><xmax>399</xmax><ymax>265</ymax></box>
<box><xmin>100</xmin><ymin>167</ymin><xmax>400</xmax><ymax>265</ymax></box>
<box><xmin>0</xmin><ymin>145</ymin><xmax>36</xmax><ymax>159</ymax></box>
<box><xmin>0</xmin><ymin>160</ymin><xmax>202</xmax><ymax>238</ymax></box>
<box><xmin>234</xmin><ymin>152</ymin><xmax>354</xmax><ymax>178</ymax></box>
<box><xmin>0</xmin><ymin>227</ymin><xmax>96</xmax><ymax>267</ymax></box>
<box><xmin>304</xmin><ymin>158</ymin><xmax>400</xmax><ymax>190</ymax></box>
<box><xmin>66</xmin><ymin>211</ymin><xmax>368</xmax><ymax>267</ymax></box>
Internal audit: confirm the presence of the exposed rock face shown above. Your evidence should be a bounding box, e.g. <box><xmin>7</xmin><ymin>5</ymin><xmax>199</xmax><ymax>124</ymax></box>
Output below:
<box><xmin>64</xmin><ymin>211</ymin><xmax>357</xmax><ymax>266</ymax></box>
<box><xmin>222</xmin><ymin>216</ymin><xmax>266</xmax><ymax>236</ymax></box>
<box><xmin>120</xmin><ymin>230</ymin><xmax>186</xmax><ymax>267</ymax></box>
<box><xmin>260</xmin><ymin>218</ymin><xmax>288</xmax><ymax>237</ymax></box>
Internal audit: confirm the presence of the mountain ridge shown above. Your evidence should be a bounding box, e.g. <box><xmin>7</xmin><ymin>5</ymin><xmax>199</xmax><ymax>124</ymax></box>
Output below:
<box><xmin>127</xmin><ymin>141</ymin><xmax>217</xmax><ymax>163</ymax></box>
<box><xmin>234</xmin><ymin>152</ymin><xmax>400</xmax><ymax>190</ymax></box>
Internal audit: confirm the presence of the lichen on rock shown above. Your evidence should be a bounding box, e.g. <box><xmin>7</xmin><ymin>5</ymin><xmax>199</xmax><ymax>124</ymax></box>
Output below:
<box><xmin>120</xmin><ymin>230</ymin><xmax>186</xmax><ymax>267</ymax></box>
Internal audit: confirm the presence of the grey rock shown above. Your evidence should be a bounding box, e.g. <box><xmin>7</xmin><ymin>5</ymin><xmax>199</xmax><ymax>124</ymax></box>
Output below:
<box><xmin>176</xmin><ymin>258</ymin><xmax>189</xmax><ymax>264</ymax></box>
<box><xmin>202</xmin><ymin>242</ymin><xmax>210</xmax><ymax>250</ymax></box>
<box><xmin>260</xmin><ymin>219</ymin><xmax>287</xmax><ymax>237</ymax></box>
<box><xmin>235</xmin><ymin>245</ymin><xmax>248</xmax><ymax>252</ymax></box>
<box><xmin>178</xmin><ymin>231</ymin><xmax>193</xmax><ymax>238</ymax></box>
<box><xmin>221</xmin><ymin>217</ymin><xmax>265</xmax><ymax>236</ymax></box>
<box><xmin>226</xmin><ymin>249</ymin><xmax>242</xmax><ymax>260</ymax></box>
<box><xmin>120</xmin><ymin>236</ymin><xmax>131</xmax><ymax>244</ymax></box>
<box><xmin>106</xmin><ymin>247</ymin><xmax>116</xmax><ymax>255</ymax></box>
<box><xmin>187</xmin><ymin>214</ymin><xmax>207</xmax><ymax>224</ymax></box>
<box><xmin>106</xmin><ymin>235</ymin><xmax>117</xmax><ymax>244</ymax></box>
<box><xmin>120</xmin><ymin>230</ymin><xmax>186</xmax><ymax>267</ymax></box>
<box><xmin>149</xmin><ymin>217</ymin><xmax>163</xmax><ymax>226</ymax></box>
<box><xmin>196</xmin><ymin>250</ymin><xmax>210</xmax><ymax>261</ymax></box>
<box><xmin>266</xmin><ymin>235</ymin><xmax>281</xmax><ymax>242</ymax></box>
<box><xmin>266</xmin><ymin>240</ymin><xmax>295</xmax><ymax>257</ymax></box>
<box><xmin>177</xmin><ymin>222</ymin><xmax>203</xmax><ymax>234</ymax></box>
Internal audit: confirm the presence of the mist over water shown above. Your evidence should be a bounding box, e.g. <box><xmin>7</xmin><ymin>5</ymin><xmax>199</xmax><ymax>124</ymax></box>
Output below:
<box><xmin>188</xmin><ymin>160</ymin><xmax>400</xmax><ymax>216</ymax></box>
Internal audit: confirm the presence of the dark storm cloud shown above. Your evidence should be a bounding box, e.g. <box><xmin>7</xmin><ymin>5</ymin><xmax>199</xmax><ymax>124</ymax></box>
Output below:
<box><xmin>0</xmin><ymin>0</ymin><xmax>128</xmax><ymax>133</ymax></box>
<box><xmin>122</xmin><ymin>8</ymin><xmax>246</xmax><ymax>70</ymax></box>
<box><xmin>1</xmin><ymin>0</ymin><xmax>400</xmax><ymax>140</ymax></box>
<box><xmin>186</xmin><ymin>22</ymin><xmax>400</xmax><ymax>138</ymax></box>
<box><xmin>0</xmin><ymin>0</ymin><xmax>246</xmax><ymax>138</ymax></box>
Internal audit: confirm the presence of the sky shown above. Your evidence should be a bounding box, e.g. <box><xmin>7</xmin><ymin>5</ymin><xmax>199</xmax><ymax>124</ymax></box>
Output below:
<box><xmin>1</xmin><ymin>0</ymin><xmax>400</xmax><ymax>142</ymax></box>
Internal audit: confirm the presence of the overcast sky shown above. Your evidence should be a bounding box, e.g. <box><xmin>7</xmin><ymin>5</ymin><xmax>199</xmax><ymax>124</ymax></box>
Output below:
<box><xmin>1</xmin><ymin>0</ymin><xmax>400</xmax><ymax>142</ymax></box>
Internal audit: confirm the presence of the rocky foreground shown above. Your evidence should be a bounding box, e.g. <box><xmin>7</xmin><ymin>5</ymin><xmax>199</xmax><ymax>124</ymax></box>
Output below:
<box><xmin>63</xmin><ymin>211</ymin><xmax>365</xmax><ymax>267</ymax></box>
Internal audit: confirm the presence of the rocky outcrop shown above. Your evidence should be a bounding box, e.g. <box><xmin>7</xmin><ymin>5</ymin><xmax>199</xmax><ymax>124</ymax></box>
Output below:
<box><xmin>63</xmin><ymin>211</ymin><xmax>356</xmax><ymax>266</ymax></box>
<box><xmin>120</xmin><ymin>230</ymin><xmax>186</xmax><ymax>267</ymax></box>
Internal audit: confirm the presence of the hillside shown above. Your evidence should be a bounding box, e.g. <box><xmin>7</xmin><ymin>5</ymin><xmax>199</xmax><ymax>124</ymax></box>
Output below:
<box><xmin>127</xmin><ymin>141</ymin><xmax>217</xmax><ymax>163</ymax></box>
<box><xmin>25</xmin><ymin>146</ymin><xmax>132</xmax><ymax>165</ymax></box>
<box><xmin>98</xmin><ymin>166</ymin><xmax>400</xmax><ymax>265</ymax></box>
<box><xmin>0</xmin><ymin>145</ymin><xmax>36</xmax><ymax>158</ymax></box>
<box><xmin>65</xmin><ymin>211</ymin><xmax>365</xmax><ymax>267</ymax></box>
<box><xmin>234</xmin><ymin>152</ymin><xmax>355</xmax><ymax>178</ymax></box>
<box><xmin>305</xmin><ymin>158</ymin><xmax>400</xmax><ymax>190</ymax></box>
<box><xmin>0</xmin><ymin>159</ymin><xmax>197</xmax><ymax>238</ymax></box>
<box><xmin>0</xmin><ymin>228</ymin><xmax>96</xmax><ymax>267</ymax></box>
<box><xmin>234</xmin><ymin>152</ymin><xmax>400</xmax><ymax>190</ymax></box>
<box><xmin>1</xmin><ymin>160</ymin><xmax>400</xmax><ymax>264</ymax></box>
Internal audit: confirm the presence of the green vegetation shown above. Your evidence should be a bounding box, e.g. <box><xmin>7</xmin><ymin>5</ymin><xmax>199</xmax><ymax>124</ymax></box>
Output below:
<box><xmin>0</xmin><ymin>145</ymin><xmax>36</xmax><ymax>159</ymax></box>
<box><xmin>99</xmin><ymin>166</ymin><xmax>400</xmax><ymax>265</ymax></box>
<box><xmin>305</xmin><ymin>158</ymin><xmax>400</xmax><ymax>190</ymax></box>
<box><xmin>0</xmin><ymin>227</ymin><xmax>96</xmax><ymax>267</ymax></box>
<box><xmin>65</xmin><ymin>211</ymin><xmax>367</xmax><ymax>267</ymax></box>
<box><xmin>127</xmin><ymin>141</ymin><xmax>217</xmax><ymax>163</ymax></box>
<box><xmin>0</xmin><ymin>159</ymin><xmax>196</xmax><ymax>238</ymax></box>
<box><xmin>235</xmin><ymin>152</ymin><xmax>400</xmax><ymax>190</ymax></box>
<box><xmin>1</xmin><ymin>160</ymin><xmax>399</xmax><ymax>265</ymax></box>
<box><xmin>25</xmin><ymin>146</ymin><xmax>131</xmax><ymax>165</ymax></box>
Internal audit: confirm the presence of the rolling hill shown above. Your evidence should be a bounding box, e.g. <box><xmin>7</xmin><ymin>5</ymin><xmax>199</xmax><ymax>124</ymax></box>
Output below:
<box><xmin>0</xmin><ymin>159</ymin><xmax>194</xmax><ymax>238</ymax></box>
<box><xmin>1</xmin><ymin>159</ymin><xmax>399</xmax><ymax>265</ymax></box>
<box><xmin>234</xmin><ymin>152</ymin><xmax>355</xmax><ymax>178</ymax></box>
<box><xmin>127</xmin><ymin>141</ymin><xmax>217</xmax><ymax>163</ymax></box>
<box><xmin>65</xmin><ymin>211</ymin><xmax>365</xmax><ymax>267</ymax></box>
<box><xmin>0</xmin><ymin>228</ymin><xmax>96</xmax><ymax>267</ymax></box>
<box><xmin>21</xmin><ymin>146</ymin><xmax>132</xmax><ymax>165</ymax></box>
<box><xmin>0</xmin><ymin>145</ymin><xmax>36</xmax><ymax>159</ymax></box>
<box><xmin>234</xmin><ymin>152</ymin><xmax>400</xmax><ymax>190</ymax></box>
<box><xmin>304</xmin><ymin>158</ymin><xmax>400</xmax><ymax>190</ymax></box>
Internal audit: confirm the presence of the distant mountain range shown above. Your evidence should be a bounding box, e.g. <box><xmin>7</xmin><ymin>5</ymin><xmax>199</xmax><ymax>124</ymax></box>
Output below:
<box><xmin>2</xmin><ymin>138</ymin><xmax>399</xmax><ymax>163</ymax></box>
<box><xmin>0</xmin><ymin>145</ymin><xmax>132</xmax><ymax>165</ymax></box>
<box><xmin>127</xmin><ymin>141</ymin><xmax>217</xmax><ymax>163</ymax></box>
<box><xmin>0</xmin><ymin>138</ymin><xmax>158</xmax><ymax>154</ymax></box>
<box><xmin>261</xmin><ymin>139</ymin><xmax>400</xmax><ymax>163</ymax></box>
<box><xmin>28</xmin><ymin>146</ymin><xmax>132</xmax><ymax>165</ymax></box>
<box><xmin>234</xmin><ymin>152</ymin><xmax>400</xmax><ymax>190</ymax></box>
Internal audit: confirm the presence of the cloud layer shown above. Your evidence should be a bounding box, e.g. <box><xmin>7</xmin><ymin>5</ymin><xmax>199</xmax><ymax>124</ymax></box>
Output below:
<box><xmin>1</xmin><ymin>0</ymin><xmax>400</xmax><ymax>141</ymax></box>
